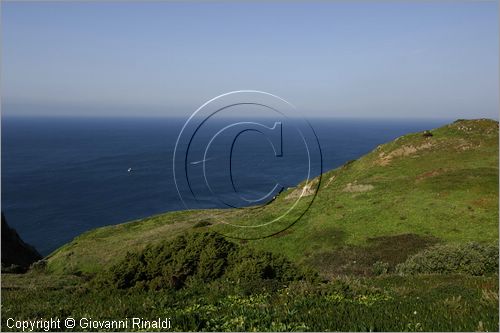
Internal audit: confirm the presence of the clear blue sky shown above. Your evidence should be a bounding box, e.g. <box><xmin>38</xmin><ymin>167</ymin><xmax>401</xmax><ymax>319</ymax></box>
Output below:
<box><xmin>2</xmin><ymin>1</ymin><xmax>498</xmax><ymax>119</ymax></box>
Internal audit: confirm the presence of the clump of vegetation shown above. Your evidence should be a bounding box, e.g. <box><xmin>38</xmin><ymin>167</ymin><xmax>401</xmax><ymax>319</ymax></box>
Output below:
<box><xmin>223</xmin><ymin>247</ymin><xmax>316</xmax><ymax>292</ymax></box>
<box><xmin>96</xmin><ymin>232</ymin><xmax>314</xmax><ymax>291</ymax></box>
<box><xmin>396</xmin><ymin>242</ymin><xmax>498</xmax><ymax>275</ymax></box>
<box><xmin>193</xmin><ymin>220</ymin><xmax>212</xmax><ymax>228</ymax></box>
<box><xmin>372</xmin><ymin>261</ymin><xmax>389</xmax><ymax>275</ymax></box>
<box><xmin>422</xmin><ymin>130</ymin><xmax>433</xmax><ymax>137</ymax></box>
<box><xmin>29</xmin><ymin>259</ymin><xmax>47</xmax><ymax>273</ymax></box>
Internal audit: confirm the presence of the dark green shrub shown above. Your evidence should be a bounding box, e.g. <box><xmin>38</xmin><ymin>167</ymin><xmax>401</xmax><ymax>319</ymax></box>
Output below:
<box><xmin>96</xmin><ymin>231</ymin><xmax>314</xmax><ymax>291</ymax></box>
<box><xmin>193</xmin><ymin>220</ymin><xmax>212</xmax><ymax>228</ymax></box>
<box><xmin>396</xmin><ymin>242</ymin><xmax>498</xmax><ymax>275</ymax></box>
<box><xmin>422</xmin><ymin>130</ymin><xmax>433</xmax><ymax>137</ymax></box>
<box><xmin>100</xmin><ymin>232</ymin><xmax>236</xmax><ymax>290</ymax></box>
<box><xmin>225</xmin><ymin>247</ymin><xmax>315</xmax><ymax>284</ymax></box>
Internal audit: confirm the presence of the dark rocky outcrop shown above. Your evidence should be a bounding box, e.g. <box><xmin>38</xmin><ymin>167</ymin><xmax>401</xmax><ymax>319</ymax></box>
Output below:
<box><xmin>1</xmin><ymin>212</ymin><xmax>42</xmax><ymax>273</ymax></box>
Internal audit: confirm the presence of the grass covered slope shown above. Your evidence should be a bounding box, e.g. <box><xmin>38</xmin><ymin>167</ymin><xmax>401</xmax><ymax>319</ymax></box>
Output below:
<box><xmin>46</xmin><ymin>119</ymin><xmax>499</xmax><ymax>275</ymax></box>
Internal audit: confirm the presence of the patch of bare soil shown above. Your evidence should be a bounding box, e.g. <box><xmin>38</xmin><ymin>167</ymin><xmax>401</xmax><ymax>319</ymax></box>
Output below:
<box><xmin>455</xmin><ymin>138</ymin><xmax>477</xmax><ymax>151</ymax></box>
<box><xmin>343</xmin><ymin>182</ymin><xmax>374</xmax><ymax>193</ymax></box>
<box><xmin>377</xmin><ymin>141</ymin><xmax>433</xmax><ymax>166</ymax></box>
<box><xmin>470</xmin><ymin>197</ymin><xmax>496</xmax><ymax>209</ymax></box>
<box><xmin>415</xmin><ymin>168</ymin><xmax>448</xmax><ymax>182</ymax></box>
<box><xmin>306</xmin><ymin>233</ymin><xmax>439</xmax><ymax>279</ymax></box>
<box><xmin>324</xmin><ymin>175</ymin><xmax>336</xmax><ymax>188</ymax></box>
<box><xmin>285</xmin><ymin>178</ymin><xmax>319</xmax><ymax>200</ymax></box>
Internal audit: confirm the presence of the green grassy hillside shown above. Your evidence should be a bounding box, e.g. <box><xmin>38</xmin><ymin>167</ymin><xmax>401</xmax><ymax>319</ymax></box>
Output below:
<box><xmin>46</xmin><ymin>119</ymin><xmax>498</xmax><ymax>276</ymax></box>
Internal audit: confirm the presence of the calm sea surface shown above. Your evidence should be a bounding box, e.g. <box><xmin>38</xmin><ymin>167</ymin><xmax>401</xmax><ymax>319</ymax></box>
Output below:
<box><xmin>1</xmin><ymin>117</ymin><xmax>449</xmax><ymax>254</ymax></box>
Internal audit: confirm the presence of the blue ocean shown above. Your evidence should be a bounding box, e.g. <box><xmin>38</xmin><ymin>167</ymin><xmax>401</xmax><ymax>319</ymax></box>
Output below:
<box><xmin>1</xmin><ymin>117</ymin><xmax>449</xmax><ymax>255</ymax></box>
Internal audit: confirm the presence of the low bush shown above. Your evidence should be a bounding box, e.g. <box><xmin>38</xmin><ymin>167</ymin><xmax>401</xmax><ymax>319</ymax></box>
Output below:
<box><xmin>372</xmin><ymin>261</ymin><xmax>389</xmax><ymax>275</ymax></box>
<box><xmin>29</xmin><ymin>259</ymin><xmax>47</xmax><ymax>273</ymax></box>
<box><xmin>193</xmin><ymin>220</ymin><xmax>212</xmax><ymax>228</ymax></box>
<box><xmin>396</xmin><ymin>242</ymin><xmax>498</xmax><ymax>275</ymax></box>
<box><xmin>95</xmin><ymin>231</ymin><xmax>315</xmax><ymax>291</ymax></box>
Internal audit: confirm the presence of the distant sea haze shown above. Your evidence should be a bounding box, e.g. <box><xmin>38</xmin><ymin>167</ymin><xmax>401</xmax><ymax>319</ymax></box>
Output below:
<box><xmin>1</xmin><ymin>116</ymin><xmax>449</xmax><ymax>254</ymax></box>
